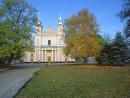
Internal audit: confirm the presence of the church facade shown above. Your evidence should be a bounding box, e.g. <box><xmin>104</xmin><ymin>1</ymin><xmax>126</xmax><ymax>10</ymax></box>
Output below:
<box><xmin>23</xmin><ymin>16</ymin><xmax>74</xmax><ymax>63</ymax></box>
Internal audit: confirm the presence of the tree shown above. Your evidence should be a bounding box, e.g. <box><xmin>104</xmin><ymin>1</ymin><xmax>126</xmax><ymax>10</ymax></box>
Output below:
<box><xmin>97</xmin><ymin>32</ymin><xmax>129</xmax><ymax>65</ymax></box>
<box><xmin>119</xmin><ymin>0</ymin><xmax>130</xmax><ymax>38</ymax></box>
<box><xmin>97</xmin><ymin>43</ymin><xmax>113</xmax><ymax>65</ymax></box>
<box><xmin>103</xmin><ymin>33</ymin><xmax>112</xmax><ymax>43</ymax></box>
<box><xmin>64</xmin><ymin>9</ymin><xmax>102</xmax><ymax>63</ymax></box>
<box><xmin>0</xmin><ymin>0</ymin><xmax>37</xmax><ymax>65</ymax></box>
<box><xmin>112</xmin><ymin>32</ymin><xmax>128</xmax><ymax>64</ymax></box>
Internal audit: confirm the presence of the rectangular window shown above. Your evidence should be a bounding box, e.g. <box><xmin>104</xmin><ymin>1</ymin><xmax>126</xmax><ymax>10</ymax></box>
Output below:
<box><xmin>48</xmin><ymin>40</ymin><xmax>51</xmax><ymax>45</ymax></box>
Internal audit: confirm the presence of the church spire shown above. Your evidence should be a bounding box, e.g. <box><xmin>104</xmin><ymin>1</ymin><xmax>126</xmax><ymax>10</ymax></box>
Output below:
<box><xmin>58</xmin><ymin>16</ymin><xmax>62</xmax><ymax>25</ymax></box>
<box><xmin>57</xmin><ymin>16</ymin><xmax>64</xmax><ymax>33</ymax></box>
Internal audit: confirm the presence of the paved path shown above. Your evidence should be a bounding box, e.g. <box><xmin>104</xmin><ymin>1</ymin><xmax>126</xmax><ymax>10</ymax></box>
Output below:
<box><xmin>0</xmin><ymin>63</ymin><xmax>44</xmax><ymax>98</ymax></box>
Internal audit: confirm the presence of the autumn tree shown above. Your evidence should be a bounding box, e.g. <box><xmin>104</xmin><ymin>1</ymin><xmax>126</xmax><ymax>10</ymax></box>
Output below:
<box><xmin>0</xmin><ymin>0</ymin><xmax>37</xmax><ymax>65</ymax></box>
<box><xmin>64</xmin><ymin>9</ymin><xmax>103</xmax><ymax>63</ymax></box>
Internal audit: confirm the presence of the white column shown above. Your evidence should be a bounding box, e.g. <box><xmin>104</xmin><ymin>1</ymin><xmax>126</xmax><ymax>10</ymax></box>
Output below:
<box><xmin>41</xmin><ymin>50</ymin><xmax>43</xmax><ymax>62</ymax></box>
<box><xmin>62</xmin><ymin>52</ymin><xmax>63</xmax><ymax>62</ymax></box>
<box><xmin>54</xmin><ymin>50</ymin><xmax>55</xmax><ymax>62</ymax></box>
<box><xmin>52</xmin><ymin>49</ymin><xmax>53</xmax><ymax>62</ymax></box>
<box><xmin>40</xmin><ymin>50</ymin><xmax>42</xmax><ymax>62</ymax></box>
<box><xmin>42</xmin><ymin>50</ymin><xmax>44</xmax><ymax>62</ymax></box>
<box><xmin>55</xmin><ymin>50</ymin><xmax>57</xmax><ymax>61</ymax></box>
<box><xmin>36</xmin><ymin>51</ymin><xmax>37</xmax><ymax>62</ymax></box>
<box><xmin>57</xmin><ymin>48</ymin><xmax>59</xmax><ymax>62</ymax></box>
<box><xmin>28</xmin><ymin>52</ymin><xmax>30</xmax><ymax>62</ymax></box>
<box><xmin>38</xmin><ymin>49</ymin><xmax>41</xmax><ymax>62</ymax></box>
<box><xmin>45</xmin><ymin>50</ymin><xmax>46</xmax><ymax>62</ymax></box>
<box><xmin>34</xmin><ymin>50</ymin><xmax>36</xmax><ymax>62</ymax></box>
<box><xmin>43</xmin><ymin>50</ymin><xmax>45</xmax><ymax>62</ymax></box>
<box><xmin>55</xmin><ymin>50</ymin><xmax>57</xmax><ymax>62</ymax></box>
<box><xmin>62</xmin><ymin>51</ymin><xmax>64</xmax><ymax>62</ymax></box>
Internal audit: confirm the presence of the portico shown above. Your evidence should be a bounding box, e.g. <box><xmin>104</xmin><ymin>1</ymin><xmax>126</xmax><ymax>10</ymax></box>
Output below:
<box><xmin>36</xmin><ymin>48</ymin><xmax>64</xmax><ymax>62</ymax></box>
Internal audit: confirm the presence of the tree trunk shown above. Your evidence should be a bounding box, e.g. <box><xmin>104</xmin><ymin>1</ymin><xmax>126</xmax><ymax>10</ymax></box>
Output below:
<box><xmin>6</xmin><ymin>54</ymin><xmax>14</xmax><ymax>66</ymax></box>
<box><xmin>5</xmin><ymin>58</ymin><xmax>12</xmax><ymax>66</ymax></box>
<box><xmin>0</xmin><ymin>60</ymin><xmax>5</xmax><ymax>66</ymax></box>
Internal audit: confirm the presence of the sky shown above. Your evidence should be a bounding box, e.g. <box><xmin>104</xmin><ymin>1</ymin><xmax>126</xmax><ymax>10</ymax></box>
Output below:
<box><xmin>27</xmin><ymin>0</ymin><xmax>123</xmax><ymax>38</ymax></box>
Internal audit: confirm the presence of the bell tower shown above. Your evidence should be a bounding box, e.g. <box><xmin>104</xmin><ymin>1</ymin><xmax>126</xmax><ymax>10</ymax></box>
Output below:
<box><xmin>35</xmin><ymin>18</ymin><xmax>42</xmax><ymax>47</ymax></box>
<box><xmin>35</xmin><ymin>18</ymin><xmax>42</xmax><ymax>35</ymax></box>
<box><xmin>57</xmin><ymin>16</ymin><xmax>65</xmax><ymax>46</ymax></box>
<box><xmin>57</xmin><ymin>16</ymin><xmax>64</xmax><ymax>34</ymax></box>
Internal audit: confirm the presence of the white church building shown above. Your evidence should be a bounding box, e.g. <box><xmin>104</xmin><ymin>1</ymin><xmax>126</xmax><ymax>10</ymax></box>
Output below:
<box><xmin>23</xmin><ymin>16</ymin><xmax>74</xmax><ymax>63</ymax></box>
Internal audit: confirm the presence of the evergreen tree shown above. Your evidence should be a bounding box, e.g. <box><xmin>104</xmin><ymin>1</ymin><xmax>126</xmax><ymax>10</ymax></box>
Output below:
<box><xmin>119</xmin><ymin>0</ymin><xmax>130</xmax><ymax>38</ymax></box>
<box><xmin>97</xmin><ymin>43</ymin><xmax>111</xmax><ymax>65</ymax></box>
<box><xmin>97</xmin><ymin>32</ymin><xmax>129</xmax><ymax>65</ymax></box>
<box><xmin>112</xmin><ymin>32</ymin><xmax>128</xmax><ymax>64</ymax></box>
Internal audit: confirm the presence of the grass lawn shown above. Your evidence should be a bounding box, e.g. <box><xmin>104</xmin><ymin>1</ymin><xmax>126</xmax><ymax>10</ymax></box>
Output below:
<box><xmin>16</xmin><ymin>65</ymin><xmax>130</xmax><ymax>98</ymax></box>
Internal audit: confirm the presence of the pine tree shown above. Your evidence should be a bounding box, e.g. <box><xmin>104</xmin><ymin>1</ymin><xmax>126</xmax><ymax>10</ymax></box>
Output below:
<box><xmin>119</xmin><ymin>0</ymin><xmax>130</xmax><ymax>38</ymax></box>
<box><xmin>112</xmin><ymin>32</ymin><xmax>128</xmax><ymax>65</ymax></box>
<box><xmin>97</xmin><ymin>32</ymin><xmax>129</xmax><ymax>65</ymax></box>
<box><xmin>97</xmin><ymin>43</ymin><xmax>114</xmax><ymax>65</ymax></box>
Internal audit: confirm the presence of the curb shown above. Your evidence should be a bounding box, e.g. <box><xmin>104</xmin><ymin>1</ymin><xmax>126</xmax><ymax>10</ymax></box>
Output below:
<box><xmin>0</xmin><ymin>69</ymin><xmax>11</xmax><ymax>73</ymax></box>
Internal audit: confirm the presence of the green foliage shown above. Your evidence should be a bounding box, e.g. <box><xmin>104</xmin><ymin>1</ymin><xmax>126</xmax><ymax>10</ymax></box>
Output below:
<box><xmin>97</xmin><ymin>43</ymin><xmax>111</xmax><ymax>65</ymax></box>
<box><xmin>127</xmin><ymin>49</ymin><xmax>130</xmax><ymax>63</ymax></box>
<box><xmin>118</xmin><ymin>0</ymin><xmax>130</xmax><ymax>38</ymax></box>
<box><xmin>0</xmin><ymin>0</ymin><xmax>37</xmax><ymax>65</ymax></box>
<box><xmin>64</xmin><ymin>9</ymin><xmax>102</xmax><ymax>62</ymax></box>
<box><xmin>112</xmin><ymin>32</ymin><xmax>128</xmax><ymax>64</ymax></box>
<box><xmin>97</xmin><ymin>32</ymin><xmax>129</xmax><ymax>65</ymax></box>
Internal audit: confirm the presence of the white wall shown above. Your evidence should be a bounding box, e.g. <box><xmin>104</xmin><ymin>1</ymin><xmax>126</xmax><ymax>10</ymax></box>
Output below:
<box><xmin>41</xmin><ymin>36</ymin><xmax>57</xmax><ymax>46</ymax></box>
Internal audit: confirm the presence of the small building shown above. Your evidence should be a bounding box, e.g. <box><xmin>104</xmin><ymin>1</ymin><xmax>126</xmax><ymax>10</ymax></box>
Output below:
<box><xmin>23</xmin><ymin>16</ymin><xmax>74</xmax><ymax>63</ymax></box>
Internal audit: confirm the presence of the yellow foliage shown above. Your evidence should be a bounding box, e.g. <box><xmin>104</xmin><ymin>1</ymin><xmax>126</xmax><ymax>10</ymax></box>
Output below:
<box><xmin>64</xmin><ymin>9</ymin><xmax>102</xmax><ymax>59</ymax></box>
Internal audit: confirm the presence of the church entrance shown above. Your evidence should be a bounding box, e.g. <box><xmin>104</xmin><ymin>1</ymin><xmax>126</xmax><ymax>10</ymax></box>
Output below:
<box><xmin>48</xmin><ymin>56</ymin><xmax>51</xmax><ymax>63</ymax></box>
<box><xmin>46</xmin><ymin>50</ymin><xmax>52</xmax><ymax>63</ymax></box>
